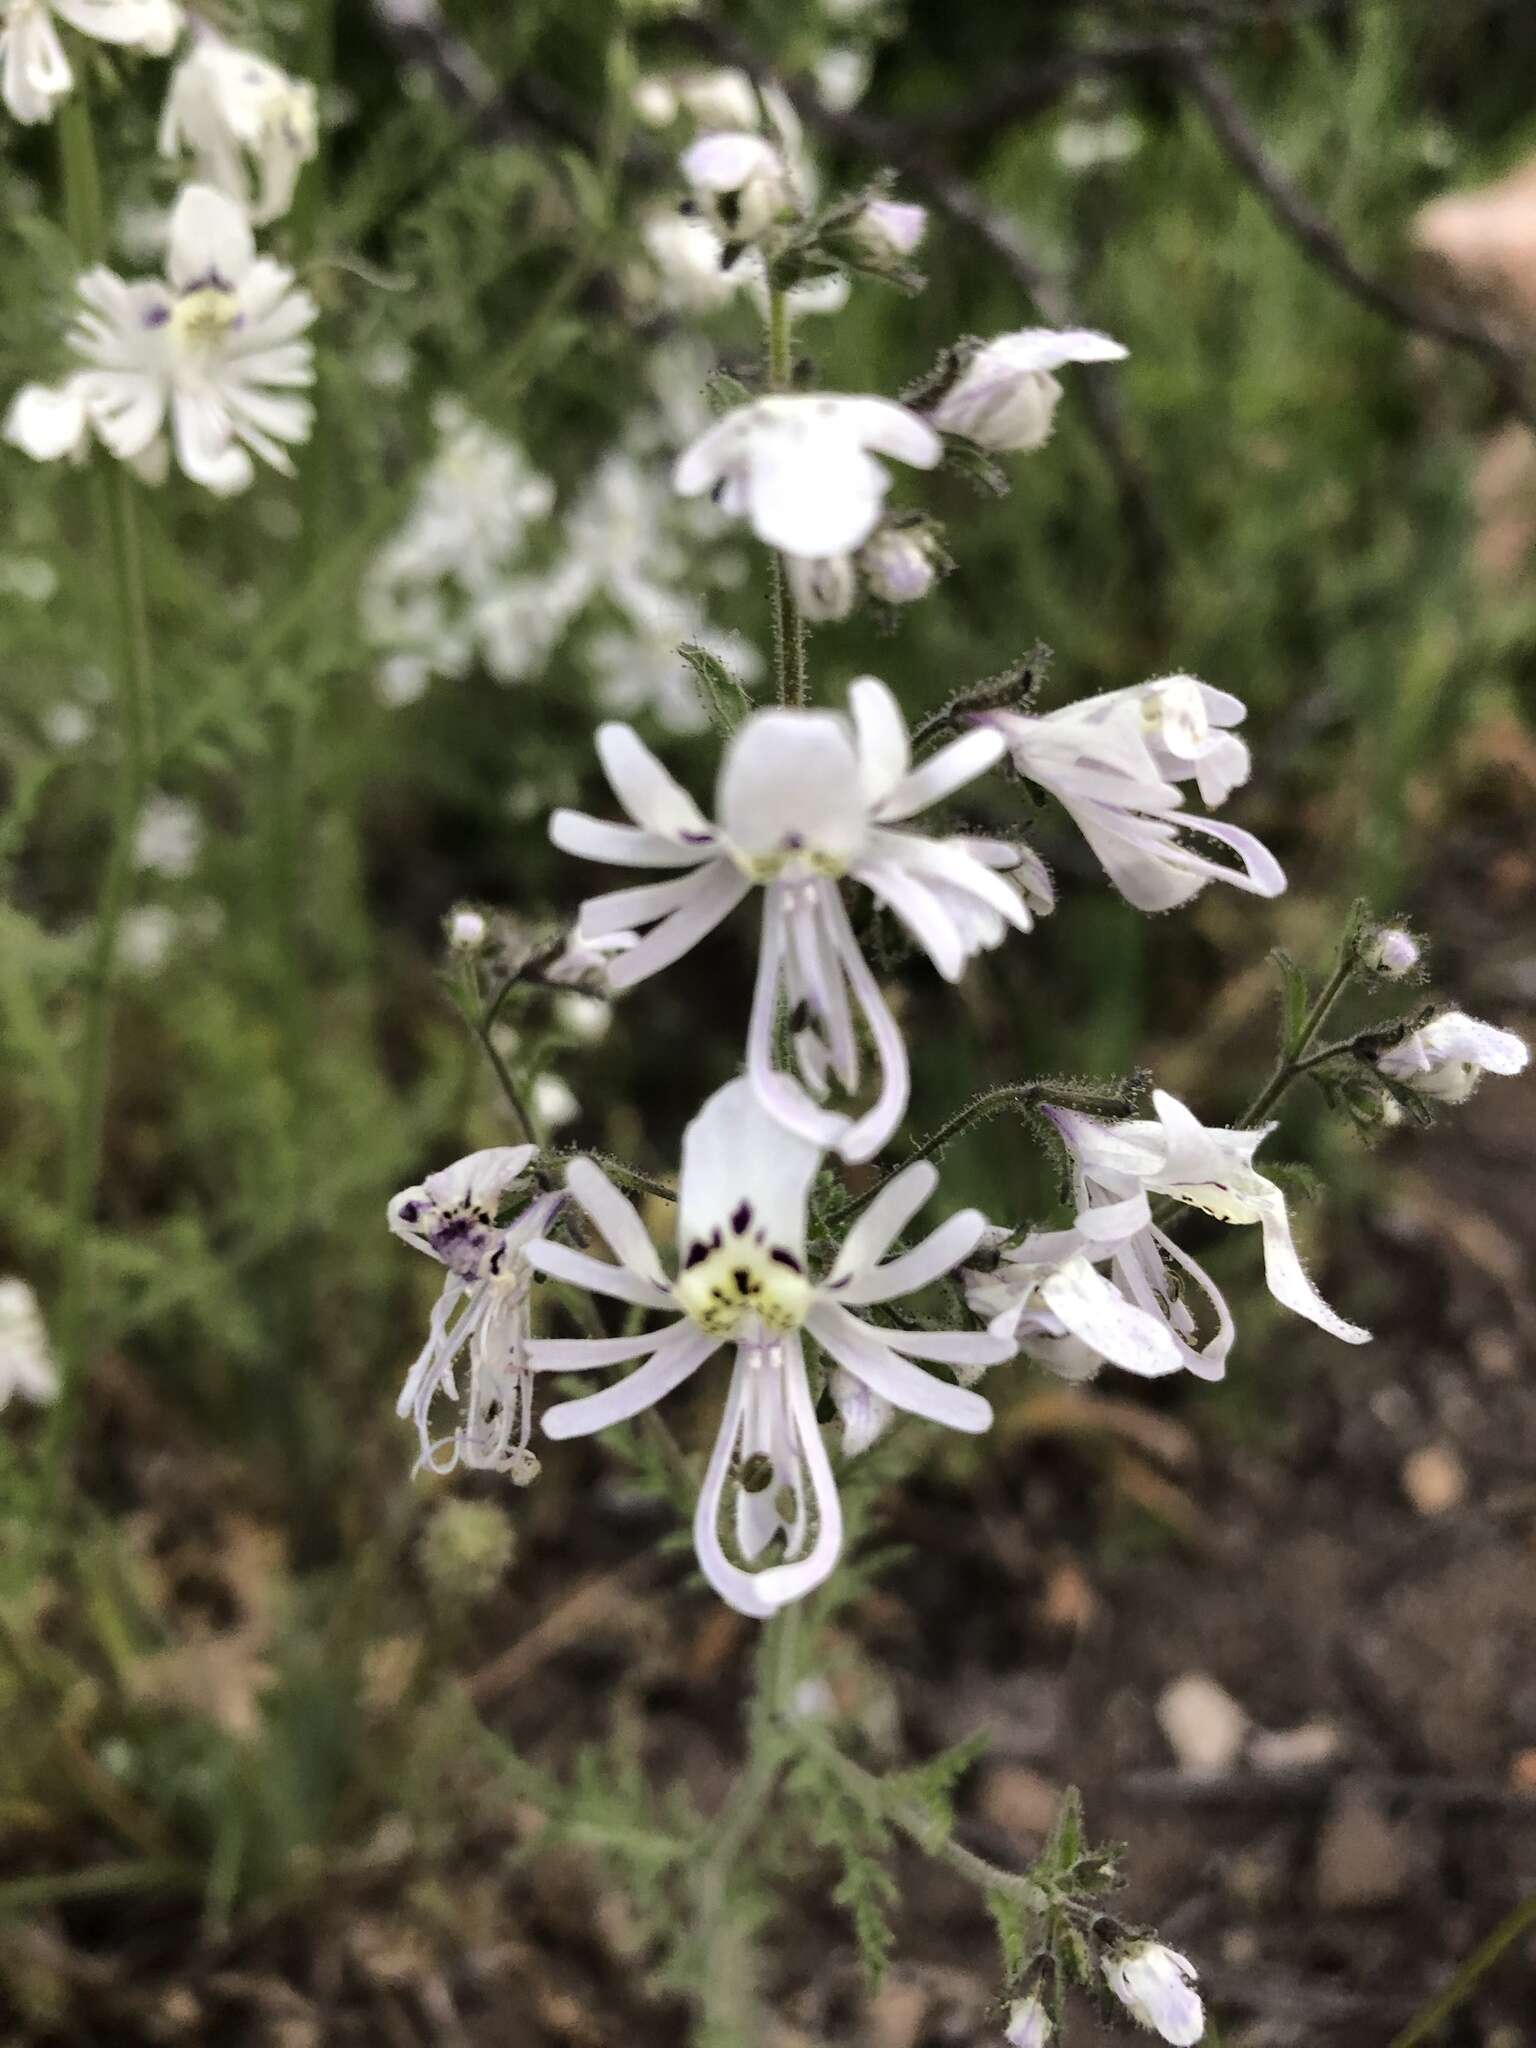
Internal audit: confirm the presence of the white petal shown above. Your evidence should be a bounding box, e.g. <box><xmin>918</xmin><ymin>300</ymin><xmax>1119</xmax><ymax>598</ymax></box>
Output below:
<box><xmin>1252</xmin><ymin>1182</ymin><xmax>1370</xmax><ymax>1345</ymax></box>
<box><xmin>600</xmin><ymin>859</ymin><xmax>751</xmax><ymax>988</ymax></box>
<box><xmin>550</xmin><ymin>809</ymin><xmax>710</xmax><ymax>871</ymax></box>
<box><xmin>808</xmin><ymin>1302</ymin><xmax>993</xmax><ymax>1433</ymax></box>
<box><xmin>717</xmin><ymin>710</ymin><xmax>867</xmax><ymax>867</ymax></box>
<box><xmin>596</xmin><ymin>721</ymin><xmax>713</xmax><ymax>839</ymax></box>
<box><xmin>1038</xmin><ymin>1256</ymin><xmax>1184</xmax><ymax>1377</ymax></box>
<box><xmin>857</xmin><ymin>859</ymin><xmax>966</xmax><ymax>980</ymax></box>
<box><xmin>523</xmin><ymin>1238</ymin><xmax>673</xmax><ymax>1310</ymax></box>
<box><xmin>832</xmin><ymin>1208</ymin><xmax>990</xmax><ymax>1306</ymax></box>
<box><xmin>826</xmin><ymin>1161</ymin><xmax>938</xmax><ymax>1287</ymax></box>
<box><xmin>874</xmin><ymin>727</ymin><xmax>1005</xmax><ymax>822</ymax></box>
<box><xmin>4</xmin><ymin>383</ymin><xmax>89</xmax><ymax>461</ymax></box>
<box><xmin>678</xmin><ymin>1077</ymin><xmax>821</xmax><ymax>1259</ymax></box>
<box><xmin>564</xmin><ymin>1157</ymin><xmax>671</xmax><ymax>1288</ymax></box>
<box><xmin>541</xmin><ymin>1324</ymin><xmax>716</xmax><ymax>1437</ymax></box>
<box><xmin>171</xmin><ymin>392</ymin><xmax>252</xmax><ymax>495</ymax></box>
<box><xmin>848</xmin><ymin>675</ymin><xmax>910</xmax><ymax>807</ymax></box>
<box><xmin>748</xmin><ymin>432</ymin><xmax>888</xmax><ymax>558</ymax></box>
<box><xmin>527</xmin><ymin>1328</ymin><xmax>673</xmax><ymax>1370</ymax></box>
<box><xmin>577</xmin><ymin>868</ymin><xmax>724</xmax><ymax>940</ymax></box>
<box><xmin>841</xmin><ymin>396</ymin><xmax>944</xmax><ymax>468</ymax></box>
<box><xmin>167</xmin><ymin>183</ymin><xmax>256</xmax><ymax>289</ymax></box>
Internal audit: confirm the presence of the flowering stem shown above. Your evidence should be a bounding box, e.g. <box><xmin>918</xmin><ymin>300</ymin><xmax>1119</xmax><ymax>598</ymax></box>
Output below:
<box><xmin>765</xmin><ymin>284</ymin><xmax>808</xmax><ymax>707</ymax></box>
<box><xmin>1387</xmin><ymin>1895</ymin><xmax>1536</xmax><ymax>2048</ymax></box>
<box><xmin>458</xmin><ymin>964</ymin><xmax>540</xmax><ymax>1148</ymax></box>
<box><xmin>1238</xmin><ymin>947</ymin><xmax>1357</xmax><ymax>1129</ymax></box>
<box><xmin>50</xmin><ymin>88</ymin><xmax>157</xmax><ymax>1487</ymax></box>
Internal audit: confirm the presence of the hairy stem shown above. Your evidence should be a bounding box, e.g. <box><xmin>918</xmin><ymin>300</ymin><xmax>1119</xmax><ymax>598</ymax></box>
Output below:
<box><xmin>51</xmin><ymin>92</ymin><xmax>157</xmax><ymax>1484</ymax></box>
<box><xmin>1388</xmin><ymin>1895</ymin><xmax>1536</xmax><ymax>2048</ymax></box>
<box><xmin>1239</xmin><ymin>947</ymin><xmax>1357</xmax><ymax>1129</ymax></box>
<box><xmin>764</xmin><ymin>285</ymin><xmax>808</xmax><ymax>707</ymax></box>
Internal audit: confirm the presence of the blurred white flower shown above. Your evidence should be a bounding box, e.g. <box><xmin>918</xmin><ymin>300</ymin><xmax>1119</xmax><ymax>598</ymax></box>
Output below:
<box><xmin>630</xmin><ymin>74</ymin><xmax>678</xmax><ymax>128</ymax></box>
<box><xmin>852</xmin><ymin>196</ymin><xmax>927</xmax><ymax>264</ymax></box>
<box><xmin>675</xmin><ymin>395</ymin><xmax>942</xmax><ymax>560</ymax></box>
<box><xmin>533</xmin><ymin>1073</ymin><xmax>579</xmax><ymax>1131</ymax></box>
<box><xmin>681</xmin><ymin>131</ymin><xmax>793</xmax><ymax>240</ymax></box>
<box><xmin>859</xmin><ymin>524</ymin><xmax>939</xmax><ymax>605</ymax></box>
<box><xmin>390</xmin><ymin>1147</ymin><xmax>562</xmax><ymax>1483</ymax></box>
<box><xmin>965</xmin><ymin>1223</ymin><xmax>1183</xmax><ymax>1385</ymax></box>
<box><xmin>525</xmin><ymin>1080</ymin><xmax>1007</xmax><ymax>1614</ymax></box>
<box><xmin>133</xmin><ymin>792</ymin><xmax>201</xmax><ymax>877</ymax></box>
<box><xmin>43</xmin><ymin>702</ymin><xmax>92</xmax><ymax>749</ymax></box>
<box><xmin>1004</xmin><ymin>1994</ymin><xmax>1053</xmax><ymax>2048</ymax></box>
<box><xmin>384</xmin><ymin>399</ymin><xmax>555</xmax><ymax>593</ymax></box>
<box><xmin>1054</xmin><ymin>112</ymin><xmax>1143</xmax><ymax>172</ymax></box>
<box><xmin>1103</xmin><ymin>1942</ymin><xmax>1204</xmax><ymax>2045</ymax></box>
<box><xmin>933</xmin><ymin>328</ymin><xmax>1127</xmax><ymax>454</ymax></box>
<box><xmin>159</xmin><ymin>33</ymin><xmax>318</xmax><ymax>224</ymax></box>
<box><xmin>675</xmin><ymin>67</ymin><xmax>759</xmax><ymax>131</ymax></box>
<box><xmin>1376</xmin><ymin>1011</ymin><xmax>1528</xmax><ymax>1103</ymax></box>
<box><xmin>545</xmin><ymin>928</ymin><xmax>640</xmax><ymax>988</ymax></box>
<box><xmin>0</xmin><ymin>552</ymin><xmax>58</xmax><ymax>603</ymax></box>
<box><xmin>814</xmin><ymin>46</ymin><xmax>871</xmax><ymax>112</ymax></box>
<box><xmin>641</xmin><ymin>209</ymin><xmax>740</xmax><ymax>313</ymax></box>
<box><xmin>446</xmin><ymin>907</ymin><xmax>487</xmax><ymax>951</ymax></box>
<box><xmin>1360</xmin><ymin>927</ymin><xmax>1420</xmax><ymax>978</ymax></box>
<box><xmin>555</xmin><ymin>992</ymin><xmax>610</xmax><ymax>1043</ymax></box>
<box><xmin>0</xmin><ymin>0</ymin><xmax>182</xmax><ymax>125</ymax></box>
<box><xmin>119</xmin><ymin>904</ymin><xmax>179</xmax><ymax>975</ymax></box>
<box><xmin>6</xmin><ymin>184</ymin><xmax>316</xmax><ymax>495</ymax></box>
<box><xmin>0</xmin><ymin>1278</ymin><xmax>58</xmax><ymax>1410</ymax></box>
<box><xmin>551</xmin><ymin>678</ymin><xmax>1029</xmax><ymax>1161</ymax></box>
<box><xmin>987</xmin><ymin>678</ymin><xmax>1282</xmax><ymax>913</ymax></box>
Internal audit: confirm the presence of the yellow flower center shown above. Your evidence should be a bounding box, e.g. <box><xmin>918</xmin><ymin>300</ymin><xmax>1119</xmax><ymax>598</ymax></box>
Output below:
<box><xmin>171</xmin><ymin>285</ymin><xmax>239</xmax><ymax>353</ymax></box>
<box><xmin>674</xmin><ymin>1233</ymin><xmax>812</xmax><ymax>1337</ymax></box>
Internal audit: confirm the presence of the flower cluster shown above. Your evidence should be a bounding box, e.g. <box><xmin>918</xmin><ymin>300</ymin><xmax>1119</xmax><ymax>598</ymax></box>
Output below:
<box><xmin>4</xmin><ymin>17</ymin><xmax>321</xmax><ymax>494</ymax></box>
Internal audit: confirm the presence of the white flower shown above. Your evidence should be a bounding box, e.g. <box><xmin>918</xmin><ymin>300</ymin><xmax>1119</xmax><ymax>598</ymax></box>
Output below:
<box><xmin>1103</xmin><ymin>1942</ymin><xmax>1204</xmax><ymax>2046</ymax></box>
<box><xmin>524</xmin><ymin>1080</ymin><xmax>1009</xmax><ymax>1615</ymax></box>
<box><xmin>381</xmin><ymin>400</ymin><xmax>555</xmax><ymax>594</ymax></box>
<box><xmin>1376</xmin><ymin>1011</ymin><xmax>1529</xmax><ymax>1104</ymax></box>
<box><xmin>1044</xmin><ymin>1089</ymin><xmax>1371</xmax><ymax>1366</ymax></box>
<box><xmin>532</xmin><ymin>1073</ymin><xmax>579</xmax><ymax>1131</ymax></box>
<box><xmin>859</xmin><ymin>524</ymin><xmax>939</xmax><ymax>605</ymax></box>
<box><xmin>631</xmin><ymin>74</ymin><xmax>678</xmax><ymax>128</ymax></box>
<box><xmin>852</xmin><ymin>197</ymin><xmax>927</xmax><ymax>263</ymax></box>
<box><xmin>0</xmin><ymin>1278</ymin><xmax>58</xmax><ymax>1410</ymax></box>
<box><xmin>681</xmin><ymin>130</ymin><xmax>792</xmax><ymax>241</ymax></box>
<box><xmin>1360</xmin><ymin>927</ymin><xmax>1420</xmax><ymax>978</ymax></box>
<box><xmin>545</xmin><ymin>928</ymin><xmax>640</xmax><ymax>988</ymax></box>
<box><xmin>119</xmin><ymin>903</ymin><xmax>178</xmax><ymax>974</ymax></box>
<box><xmin>446</xmin><ymin>907</ymin><xmax>487</xmax><ymax>951</ymax></box>
<box><xmin>1</xmin><ymin>0</ymin><xmax>182</xmax><ymax>125</ymax></box>
<box><xmin>675</xmin><ymin>67</ymin><xmax>760</xmax><ymax>132</ymax></box>
<box><xmin>555</xmin><ymin>992</ymin><xmax>610</xmax><ymax>1043</ymax></box>
<box><xmin>1004</xmin><ymin>1994</ymin><xmax>1053</xmax><ymax>2048</ymax></box>
<box><xmin>158</xmin><ymin>34</ymin><xmax>318</xmax><ymax>225</ymax></box>
<box><xmin>988</xmin><ymin>677</ymin><xmax>1283</xmax><ymax>913</ymax></box>
<box><xmin>965</xmin><ymin>1224</ymin><xmax>1184</xmax><ymax>1385</ymax></box>
<box><xmin>815</xmin><ymin>46</ymin><xmax>871</xmax><ymax>113</ymax></box>
<box><xmin>5</xmin><ymin>184</ymin><xmax>316</xmax><ymax>496</ymax></box>
<box><xmin>787</xmin><ymin>550</ymin><xmax>857</xmax><ymax>622</ymax></box>
<box><xmin>641</xmin><ymin>209</ymin><xmax>741</xmax><ymax>313</ymax></box>
<box><xmin>675</xmin><ymin>396</ymin><xmax>941</xmax><ymax>560</ymax></box>
<box><xmin>389</xmin><ymin>1146</ymin><xmax>563</xmax><ymax>1483</ymax></box>
<box><xmin>933</xmin><ymin>328</ymin><xmax>1127</xmax><ymax>454</ymax></box>
<box><xmin>132</xmin><ymin>792</ymin><xmax>201</xmax><ymax>877</ymax></box>
<box><xmin>550</xmin><ymin>678</ymin><xmax>1037</xmax><ymax>1161</ymax></box>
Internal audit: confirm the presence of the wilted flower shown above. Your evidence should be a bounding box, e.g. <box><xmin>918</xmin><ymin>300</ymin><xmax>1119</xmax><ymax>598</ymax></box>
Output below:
<box><xmin>389</xmin><ymin>1147</ymin><xmax>563</xmax><ymax>1483</ymax></box>
<box><xmin>932</xmin><ymin>328</ymin><xmax>1127</xmax><ymax>454</ymax></box>
<box><xmin>0</xmin><ymin>0</ymin><xmax>182</xmax><ymax>126</ymax></box>
<box><xmin>158</xmin><ymin>33</ymin><xmax>318</xmax><ymax>224</ymax></box>
<box><xmin>987</xmin><ymin>676</ymin><xmax>1283</xmax><ymax>913</ymax></box>
<box><xmin>6</xmin><ymin>184</ymin><xmax>316</xmax><ymax>495</ymax></box>
<box><xmin>1044</xmin><ymin>1090</ymin><xmax>1370</xmax><ymax>1363</ymax></box>
<box><xmin>0</xmin><ymin>1278</ymin><xmax>58</xmax><ymax>1410</ymax></box>
<box><xmin>550</xmin><ymin>677</ymin><xmax>1036</xmax><ymax>1160</ymax></box>
<box><xmin>787</xmin><ymin>550</ymin><xmax>857</xmax><ymax>622</ymax></box>
<box><xmin>1376</xmin><ymin>1011</ymin><xmax>1528</xmax><ymax>1103</ymax></box>
<box><xmin>1004</xmin><ymin>1993</ymin><xmax>1053</xmax><ymax>2048</ymax></box>
<box><xmin>675</xmin><ymin>395</ymin><xmax>942</xmax><ymax>559</ymax></box>
<box><xmin>1103</xmin><ymin>1941</ymin><xmax>1204</xmax><ymax>2045</ymax></box>
<box><xmin>1360</xmin><ymin>927</ymin><xmax>1420</xmax><ymax>978</ymax></box>
<box><xmin>859</xmin><ymin>523</ymin><xmax>940</xmax><ymax>605</ymax></box>
<box><xmin>681</xmin><ymin>130</ymin><xmax>792</xmax><ymax>241</ymax></box>
<box><xmin>525</xmin><ymin>1081</ymin><xmax>1008</xmax><ymax>1615</ymax></box>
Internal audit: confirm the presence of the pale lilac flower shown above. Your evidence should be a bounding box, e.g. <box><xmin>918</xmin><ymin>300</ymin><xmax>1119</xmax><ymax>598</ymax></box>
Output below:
<box><xmin>1103</xmin><ymin>1942</ymin><xmax>1204</xmax><ymax>2045</ymax></box>
<box><xmin>525</xmin><ymin>1081</ymin><xmax>1008</xmax><ymax>1615</ymax></box>
<box><xmin>859</xmin><ymin>524</ymin><xmax>939</xmax><ymax>604</ymax></box>
<box><xmin>446</xmin><ymin>907</ymin><xmax>487</xmax><ymax>951</ymax></box>
<box><xmin>544</xmin><ymin>928</ymin><xmax>640</xmax><ymax>989</ymax></box>
<box><xmin>674</xmin><ymin>396</ymin><xmax>942</xmax><ymax>559</ymax></box>
<box><xmin>1045</xmin><ymin>1090</ymin><xmax>1370</xmax><ymax>1366</ymax></box>
<box><xmin>158</xmin><ymin>33</ymin><xmax>318</xmax><ymax>224</ymax></box>
<box><xmin>0</xmin><ymin>1278</ymin><xmax>58</xmax><ymax>1410</ymax></box>
<box><xmin>787</xmin><ymin>550</ymin><xmax>857</xmax><ymax>622</ymax></box>
<box><xmin>6</xmin><ymin>184</ymin><xmax>315</xmax><ymax>495</ymax></box>
<box><xmin>1376</xmin><ymin>1011</ymin><xmax>1528</xmax><ymax>1103</ymax></box>
<box><xmin>550</xmin><ymin>678</ymin><xmax>1037</xmax><ymax>1160</ymax></box>
<box><xmin>389</xmin><ymin>1147</ymin><xmax>563</xmax><ymax>1483</ymax></box>
<box><xmin>932</xmin><ymin>328</ymin><xmax>1127</xmax><ymax>453</ymax></box>
<box><xmin>965</xmin><ymin>1224</ymin><xmax>1183</xmax><ymax>1385</ymax></box>
<box><xmin>987</xmin><ymin>676</ymin><xmax>1283</xmax><ymax>913</ymax></box>
<box><xmin>681</xmin><ymin>130</ymin><xmax>791</xmax><ymax>240</ymax></box>
<box><xmin>853</xmin><ymin>197</ymin><xmax>927</xmax><ymax>263</ymax></box>
<box><xmin>1</xmin><ymin>0</ymin><xmax>181</xmax><ymax>125</ymax></box>
<box><xmin>1004</xmin><ymin>1994</ymin><xmax>1053</xmax><ymax>2048</ymax></box>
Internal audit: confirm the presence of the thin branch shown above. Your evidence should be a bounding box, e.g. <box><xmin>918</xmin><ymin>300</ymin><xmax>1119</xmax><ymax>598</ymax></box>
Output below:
<box><xmin>1179</xmin><ymin>51</ymin><xmax>1536</xmax><ymax>429</ymax></box>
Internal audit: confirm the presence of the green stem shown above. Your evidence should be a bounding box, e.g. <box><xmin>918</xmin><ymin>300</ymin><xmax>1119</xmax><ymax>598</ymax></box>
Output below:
<box><xmin>1238</xmin><ymin>948</ymin><xmax>1357</xmax><ymax>1129</ymax></box>
<box><xmin>1388</xmin><ymin>1895</ymin><xmax>1536</xmax><ymax>2048</ymax></box>
<box><xmin>764</xmin><ymin>285</ymin><xmax>808</xmax><ymax>708</ymax></box>
<box><xmin>51</xmin><ymin>90</ymin><xmax>157</xmax><ymax>1483</ymax></box>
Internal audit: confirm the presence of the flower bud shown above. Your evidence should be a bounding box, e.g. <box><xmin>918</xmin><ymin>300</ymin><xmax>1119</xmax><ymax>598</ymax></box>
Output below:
<box><xmin>676</xmin><ymin>68</ymin><xmax>760</xmax><ymax>132</ymax></box>
<box><xmin>787</xmin><ymin>551</ymin><xmax>858</xmax><ymax>623</ymax></box>
<box><xmin>681</xmin><ymin>132</ymin><xmax>792</xmax><ymax>241</ymax></box>
<box><xmin>631</xmin><ymin>76</ymin><xmax>679</xmax><ymax>128</ymax></box>
<box><xmin>446</xmin><ymin>906</ymin><xmax>488</xmax><ymax>951</ymax></box>
<box><xmin>932</xmin><ymin>328</ymin><xmax>1128</xmax><ymax>455</ymax></box>
<box><xmin>1361</xmin><ymin>927</ymin><xmax>1420</xmax><ymax>978</ymax></box>
<box><xmin>418</xmin><ymin>1499</ymin><xmax>515</xmax><ymax>1608</ymax></box>
<box><xmin>1102</xmin><ymin>1942</ymin><xmax>1203</xmax><ymax>2046</ymax></box>
<box><xmin>1004</xmin><ymin>1993</ymin><xmax>1053</xmax><ymax>2048</ymax></box>
<box><xmin>859</xmin><ymin>524</ymin><xmax>939</xmax><ymax>605</ymax></box>
<box><xmin>852</xmin><ymin>196</ymin><xmax>928</xmax><ymax>265</ymax></box>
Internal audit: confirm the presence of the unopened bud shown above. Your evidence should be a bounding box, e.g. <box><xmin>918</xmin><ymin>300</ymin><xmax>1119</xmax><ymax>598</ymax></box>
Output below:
<box><xmin>447</xmin><ymin>906</ymin><xmax>488</xmax><ymax>951</ymax></box>
<box><xmin>1004</xmin><ymin>1994</ymin><xmax>1053</xmax><ymax>2048</ymax></box>
<box><xmin>852</xmin><ymin>196</ymin><xmax>928</xmax><ymax>264</ymax></box>
<box><xmin>1361</xmin><ymin>927</ymin><xmax>1420</xmax><ymax>978</ymax></box>
<box><xmin>787</xmin><ymin>551</ymin><xmax>857</xmax><ymax>623</ymax></box>
<box><xmin>859</xmin><ymin>524</ymin><xmax>939</xmax><ymax>605</ymax></box>
<box><xmin>631</xmin><ymin>76</ymin><xmax>678</xmax><ymax>128</ymax></box>
<box><xmin>1103</xmin><ymin>1942</ymin><xmax>1203</xmax><ymax>2047</ymax></box>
